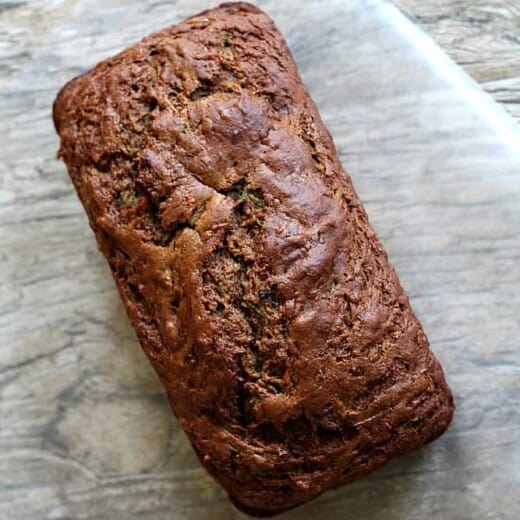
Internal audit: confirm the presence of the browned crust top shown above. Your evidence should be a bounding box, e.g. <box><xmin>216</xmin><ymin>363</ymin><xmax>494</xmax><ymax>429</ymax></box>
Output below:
<box><xmin>54</xmin><ymin>2</ymin><xmax>454</xmax><ymax>515</ymax></box>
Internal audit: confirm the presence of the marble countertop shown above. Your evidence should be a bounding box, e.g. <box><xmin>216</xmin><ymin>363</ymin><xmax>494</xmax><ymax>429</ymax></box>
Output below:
<box><xmin>395</xmin><ymin>0</ymin><xmax>520</xmax><ymax>122</ymax></box>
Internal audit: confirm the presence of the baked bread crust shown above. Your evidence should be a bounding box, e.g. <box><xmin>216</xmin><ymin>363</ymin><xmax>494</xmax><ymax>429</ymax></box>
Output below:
<box><xmin>53</xmin><ymin>2</ymin><xmax>454</xmax><ymax>515</ymax></box>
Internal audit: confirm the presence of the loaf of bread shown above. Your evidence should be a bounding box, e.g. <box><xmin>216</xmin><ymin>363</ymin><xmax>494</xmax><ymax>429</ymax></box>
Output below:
<box><xmin>53</xmin><ymin>2</ymin><xmax>454</xmax><ymax>515</ymax></box>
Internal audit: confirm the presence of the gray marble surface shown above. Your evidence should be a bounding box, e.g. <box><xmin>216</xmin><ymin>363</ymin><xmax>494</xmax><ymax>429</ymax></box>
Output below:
<box><xmin>1</xmin><ymin>1</ymin><xmax>519</xmax><ymax>519</ymax></box>
<box><xmin>395</xmin><ymin>0</ymin><xmax>520</xmax><ymax>122</ymax></box>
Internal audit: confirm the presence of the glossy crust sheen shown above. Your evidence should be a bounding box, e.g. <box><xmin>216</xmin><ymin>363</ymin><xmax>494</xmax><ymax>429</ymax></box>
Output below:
<box><xmin>53</xmin><ymin>2</ymin><xmax>454</xmax><ymax>516</ymax></box>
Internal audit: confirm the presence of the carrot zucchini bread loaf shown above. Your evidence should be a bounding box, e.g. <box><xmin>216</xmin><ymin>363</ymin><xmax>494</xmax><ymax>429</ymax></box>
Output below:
<box><xmin>53</xmin><ymin>2</ymin><xmax>454</xmax><ymax>516</ymax></box>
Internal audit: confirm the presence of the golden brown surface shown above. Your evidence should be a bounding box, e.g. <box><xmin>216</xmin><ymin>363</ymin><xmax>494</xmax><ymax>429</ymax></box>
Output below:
<box><xmin>53</xmin><ymin>2</ymin><xmax>454</xmax><ymax>515</ymax></box>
